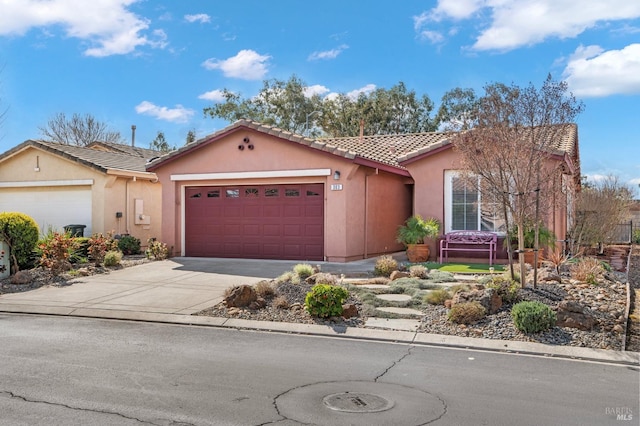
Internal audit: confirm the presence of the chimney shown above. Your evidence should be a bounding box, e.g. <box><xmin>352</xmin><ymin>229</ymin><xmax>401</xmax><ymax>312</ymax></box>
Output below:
<box><xmin>131</xmin><ymin>125</ymin><xmax>136</xmax><ymax>147</ymax></box>
<box><xmin>359</xmin><ymin>119</ymin><xmax>364</xmax><ymax>142</ymax></box>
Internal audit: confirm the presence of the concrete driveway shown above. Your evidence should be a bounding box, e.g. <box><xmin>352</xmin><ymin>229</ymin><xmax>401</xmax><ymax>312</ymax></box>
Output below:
<box><xmin>0</xmin><ymin>256</ymin><xmax>380</xmax><ymax>317</ymax></box>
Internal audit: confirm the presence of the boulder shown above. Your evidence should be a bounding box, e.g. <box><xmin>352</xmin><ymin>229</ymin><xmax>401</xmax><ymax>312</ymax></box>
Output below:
<box><xmin>10</xmin><ymin>270</ymin><xmax>32</xmax><ymax>285</ymax></box>
<box><xmin>341</xmin><ymin>303</ymin><xmax>358</xmax><ymax>319</ymax></box>
<box><xmin>556</xmin><ymin>301</ymin><xmax>596</xmax><ymax>331</ymax></box>
<box><xmin>224</xmin><ymin>285</ymin><xmax>257</xmax><ymax>308</ymax></box>
<box><xmin>538</xmin><ymin>269</ymin><xmax>563</xmax><ymax>283</ymax></box>
<box><xmin>249</xmin><ymin>297</ymin><xmax>266</xmax><ymax>310</ymax></box>
<box><xmin>451</xmin><ymin>288</ymin><xmax>502</xmax><ymax>314</ymax></box>
<box><xmin>389</xmin><ymin>271</ymin><xmax>410</xmax><ymax>281</ymax></box>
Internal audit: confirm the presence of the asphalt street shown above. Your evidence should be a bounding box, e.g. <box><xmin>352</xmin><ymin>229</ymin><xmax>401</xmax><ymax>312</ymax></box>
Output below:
<box><xmin>1</xmin><ymin>314</ymin><xmax>637</xmax><ymax>426</ymax></box>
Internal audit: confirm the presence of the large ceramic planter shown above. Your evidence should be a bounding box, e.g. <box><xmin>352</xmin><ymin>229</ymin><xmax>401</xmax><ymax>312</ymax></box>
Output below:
<box><xmin>406</xmin><ymin>244</ymin><xmax>430</xmax><ymax>263</ymax></box>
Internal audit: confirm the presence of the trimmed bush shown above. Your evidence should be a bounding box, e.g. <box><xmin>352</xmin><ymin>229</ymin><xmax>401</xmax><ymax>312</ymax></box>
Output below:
<box><xmin>88</xmin><ymin>233</ymin><xmax>118</xmax><ymax>265</ymax></box>
<box><xmin>103</xmin><ymin>250</ymin><xmax>123</xmax><ymax>267</ymax></box>
<box><xmin>409</xmin><ymin>264</ymin><xmax>428</xmax><ymax>278</ymax></box>
<box><xmin>570</xmin><ymin>257</ymin><xmax>605</xmax><ymax>285</ymax></box>
<box><xmin>486</xmin><ymin>275</ymin><xmax>520</xmax><ymax>304</ymax></box>
<box><xmin>424</xmin><ymin>288</ymin><xmax>451</xmax><ymax>305</ymax></box>
<box><xmin>38</xmin><ymin>231</ymin><xmax>80</xmax><ymax>276</ymax></box>
<box><xmin>0</xmin><ymin>212</ymin><xmax>39</xmax><ymax>273</ymax></box>
<box><xmin>448</xmin><ymin>301</ymin><xmax>486</xmax><ymax>324</ymax></box>
<box><xmin>304</xmin><ymin>284</ymin><xmax>349</xmax><ymax>318</ymax></box>
<box><xmin>255</xmin><ymin>281</ymin><xmax>275</xmax><ymax>298</ymax></box>
<box><xmin>293</xmin><ymin>263</ymin><xmax>314</xmax><ymax>280</ymax></box>
<box><xmin>374</xmin><ymin>255</ymin><xmax>398</xmax><ymax>277</ymax></box>
<box><xmin>273</xmin><ymin>295</ymin><xmax>289</xmax><ymax>309</ymax></box>
<box><xmin>117</xmin><ymin>235</ymin><xmax>141</xmax><ymax>255</ymax></box>
<box><xmin>145</xmin><ymin>238</ymin><xmax>169</xmax><ymax>260</ymax></box>
<box><xmin>511</xmin><ymin>301</ymin><xmax>556</xmax><ymax>333</ymax></box>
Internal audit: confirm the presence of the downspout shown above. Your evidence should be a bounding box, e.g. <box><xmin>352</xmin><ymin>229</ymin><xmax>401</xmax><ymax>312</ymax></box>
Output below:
<box><xmin>364</xmin><ymin>174</ymin><xmax>369</xmax><ymax>259</ymax></box>
<box><xmin>125</xmin><ymin>178</ymin><xmax>130</xmax><ymax>234</ymax></box>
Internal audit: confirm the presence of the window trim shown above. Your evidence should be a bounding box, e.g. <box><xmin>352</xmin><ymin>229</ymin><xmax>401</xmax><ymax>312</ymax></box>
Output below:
<box><xmin>444</xmin><ymin>170</ymin><xmax>505</xmax><ymax>234</ymax></box>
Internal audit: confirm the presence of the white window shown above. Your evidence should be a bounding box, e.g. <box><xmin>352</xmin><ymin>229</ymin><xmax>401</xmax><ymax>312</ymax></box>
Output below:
<box><xmin>444</xmin><ymin>171</ymin><xmax>506</xmax><ymax>233</ymax></box>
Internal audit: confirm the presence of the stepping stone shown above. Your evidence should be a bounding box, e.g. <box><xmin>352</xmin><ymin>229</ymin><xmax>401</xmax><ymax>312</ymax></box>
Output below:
<box><xmin>376</xmin><ymin>294</ymin><xmax>412</xmax><ymax>303</ymax></box>
<box><xmin>359</xmin><ymin>284</ymin><xmax>391</xmax><ymax>290</ymax></box>
<box><xmin>376</xmin><ymin>307</ymin><xmax>425</xmax><ymax>316</ymax></box>
<box><xmin>364</xmin><ymin>318</ymin><xmax>421</xmax><ymax>331</ymax></box>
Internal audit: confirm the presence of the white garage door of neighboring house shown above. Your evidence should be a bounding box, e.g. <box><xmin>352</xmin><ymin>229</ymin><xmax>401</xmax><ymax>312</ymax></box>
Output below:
<box><xmin>0</xmin><ymin>186</ymin><xmax>92</xmax><ymax>236</ymax></box>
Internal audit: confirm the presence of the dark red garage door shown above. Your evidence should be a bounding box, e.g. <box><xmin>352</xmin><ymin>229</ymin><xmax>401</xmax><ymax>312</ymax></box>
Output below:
<box><xmin>185</xmin><ymin>184</ymin><xmax>324</xmax><ymax>260</ymax></box>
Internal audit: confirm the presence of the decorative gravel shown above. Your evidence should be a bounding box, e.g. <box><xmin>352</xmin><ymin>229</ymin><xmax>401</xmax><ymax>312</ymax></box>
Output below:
<box><xmin>197</xmin><ymin>255</ymin><xmax>632</xmax><ymax>351</ymax></box>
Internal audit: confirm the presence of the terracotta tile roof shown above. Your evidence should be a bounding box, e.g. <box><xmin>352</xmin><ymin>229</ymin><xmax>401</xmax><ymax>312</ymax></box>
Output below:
<box><xmin>320</xmin><ymin>132</ymin><xmax>452</xmax><ymax>168</ymax></box>
<box><xmin>147</xmin><ymin>119</ymin><xmax>450</xmax><ymax>171</ymax></box>
<box><xmin>146</xmin><ymin>119</ymin><xmax>578</xmax><ymax>174</ymax></box>
<box><xmin>0</xmin><ymin>140</ymin><xmax>156</xmax><ymax>174</ymax></box>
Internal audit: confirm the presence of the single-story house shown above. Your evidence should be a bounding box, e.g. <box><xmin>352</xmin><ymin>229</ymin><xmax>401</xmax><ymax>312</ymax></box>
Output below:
<box><xmin>0</xmin><ymin>140</ymin><xmax>162</xmax><ymax>243</ymax></box>
<box><xmin>147</xmin><ymin>119</ymin><xmax>580</xmax><ymax>262</ymax></box>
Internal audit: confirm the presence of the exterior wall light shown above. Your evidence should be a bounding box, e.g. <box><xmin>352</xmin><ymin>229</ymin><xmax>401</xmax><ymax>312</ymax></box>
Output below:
<box><xmin>333</xmin><ymin>170</ymin><xmax>341</xmax><ymax>180</ymax></box>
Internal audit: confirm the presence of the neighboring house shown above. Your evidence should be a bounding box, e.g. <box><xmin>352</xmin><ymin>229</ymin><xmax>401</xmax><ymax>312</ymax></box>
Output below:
<box><xmin>147</xmin><ymin>120</ymin><xmax>580</xmax><ymax>262</ymax></box>
<box><xmin>0</xmin><ymin>140</ymin><xmax>162</xmax><ymax>244</ymax></box>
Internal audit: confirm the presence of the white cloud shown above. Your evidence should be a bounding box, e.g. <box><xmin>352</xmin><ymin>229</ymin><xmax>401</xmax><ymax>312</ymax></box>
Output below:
<box><xmin>417</xmin><ymin>30</ymin><xmax>445</xmax><ymax>44</ymax></box>
<box><xmin>308</xmin><ymin>44</ymin><xmax>348</xmax><ymax>61</ymax></box>
<box><xmin>198</xmin><ymin>89</ymin><xmax>228</xmax><ymax>102</ymax></box>
<box><xmin>563</xmin><ymin>44</ymin><xmax>640</xmax><ymax>97</ymax></box>
<box><xmin>414</xmin><ymin>1</ymin><xmax>640</xmax><ymax>51</ymax></box>
<box><xmin>135</xmin><ymin>101</ymin><xmax>194</xmax><ymax>123</ymax></box>
<box><xmin>184</xmin><ymin>14</ymin><xmax>210</xmax><ymax>24</ymax></box>
<box><xmin>346</xmin><ymin>84</ymin><xmax>376</xmax><ymax>100</ymax></box>
<box><xmin>0</xmin><ymin>0</ymin><xmax>164</xmax><ymax>57</ymax></box>
<box><xmin>202</xmin><ymin>49</ymin><xmax>270</xmax><ymax>80</ymax></box>
<box><xmin>303</xmin><ymin>85</ymin><xmax>330</xmax><ymax>98</ymax></box>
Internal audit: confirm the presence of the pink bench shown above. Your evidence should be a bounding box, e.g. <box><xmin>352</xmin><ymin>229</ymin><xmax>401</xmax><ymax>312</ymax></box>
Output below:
<box><xmin>439</xmin><ymin>231</ymin><xmax>498</xmax><ymax>265</ymax></box>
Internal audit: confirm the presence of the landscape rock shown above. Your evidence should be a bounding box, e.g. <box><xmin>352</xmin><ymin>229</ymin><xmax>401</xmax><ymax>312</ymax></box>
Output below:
<box><xmin>341</xmin><ymin>303</ymin><xmax>358</xmax><ymax>318</ymax></box>
<box><xmin>249</xmin><ymin>297</ymin><xmax>267</xmax><ymax>310</ymax></box>
<box><xmin>556</xmin><ymin>301</ymin><xmax>596</xmax><ymax>331</ymax></box>
<box><xmin>390</xmin><ymin>271</ymin><xmax>410</xmax><ymax>281</ymax></box>
<box><xmin>224</xmin><ymin>285</ymin><xmax>257</xmax><ymax>308</ymax></box>
<box><xmin>452</xmin><ymin>288</ymin><xmax>502</xmax><ymax>314</ymax></box>
<box><xmin>10</xmin><ymin>270</ymin><xmax>32</xmax><ymax>285</ymax></box>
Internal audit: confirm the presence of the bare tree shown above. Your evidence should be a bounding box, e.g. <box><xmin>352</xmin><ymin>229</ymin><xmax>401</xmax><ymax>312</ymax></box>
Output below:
<box><xmin>570</xmin><ymin>175</ymin><xmax>634</xmax><ymax>253</ymax></box>
<box><xmin>452</xmin><ymin>75</ymin><xmax>584</xmax><ymax>287</ymax></box>
<box><xmin>39</xmin><ymin>112</ymin><xmax>124</xmax><ymax>146</ymax></box>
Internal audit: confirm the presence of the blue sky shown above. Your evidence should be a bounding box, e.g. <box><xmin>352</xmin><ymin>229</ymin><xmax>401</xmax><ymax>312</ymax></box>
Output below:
<box><xmin>0</xmin><ymin>1</ymin><xmax>639</xmax><ymax>194</ymax></box>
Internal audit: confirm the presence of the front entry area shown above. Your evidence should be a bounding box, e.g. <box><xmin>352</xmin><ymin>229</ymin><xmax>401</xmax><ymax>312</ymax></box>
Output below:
<box><xmin>184</xmin><ymin>183</ymin><xmax>324</xmax><ymax>260</ymax></box>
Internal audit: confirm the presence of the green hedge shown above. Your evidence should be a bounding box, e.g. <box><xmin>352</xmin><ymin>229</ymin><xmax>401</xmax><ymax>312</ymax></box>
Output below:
<box><xmin>0</xmin><ymin>212</ymin><xmax>39</xmax><ymax>273</ymax></box>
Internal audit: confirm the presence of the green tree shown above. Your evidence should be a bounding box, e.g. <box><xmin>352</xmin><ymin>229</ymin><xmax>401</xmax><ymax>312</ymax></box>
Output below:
<box><xmin>204</xmin><ymin>75</ymin><xmax>320</xmax><ymax>136</ymax></box>
<box><xmin>320</xmin><ymin>82</ymin><xmax>436</xmax><ymax>137</ymax></box>
<box><xmin>150</xmin><ymin>131</ymin><xmax>173</xmax><ymax>152</ymax></box>
<box><xmin>186</xmin><ymin>129</ymin><xmax>196</xmax><ymax>144</ymax></box>
<box><xmin>203</xmin><ymin>75</ymin><xmax>437</xmax><ymax>137</ymax></box>
<box><xmin>451</xmin><ymin>75</ymin><xmax>584</xmax><ymax>288</ymax></box>
<box><xmin>436</xmin><ymin>87</ymin><xmax>479</xmax><ymax>131</ymax></box>
<box><xmin>39</xmin><ymin>112</ymin><xmax>124</xmax><ymax>146</ymax></box>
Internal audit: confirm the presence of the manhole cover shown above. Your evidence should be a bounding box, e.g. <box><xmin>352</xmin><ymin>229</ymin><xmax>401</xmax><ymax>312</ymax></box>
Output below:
<box><xmin>323</xmin><ymin>392</ymin><xmax>394</xmax><ymax>413</ymax></box>
<box><xmin>276</xmin><ymin>381</ymin><xmax>445</xmax><ymax>426</ymax></box>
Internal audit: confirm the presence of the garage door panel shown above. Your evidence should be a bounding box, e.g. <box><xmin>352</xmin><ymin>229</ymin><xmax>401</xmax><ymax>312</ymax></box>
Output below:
<box><xmin>185</xmin><ymin>184</ymin><xmax>323</xmax><ymax>260</ymax></box>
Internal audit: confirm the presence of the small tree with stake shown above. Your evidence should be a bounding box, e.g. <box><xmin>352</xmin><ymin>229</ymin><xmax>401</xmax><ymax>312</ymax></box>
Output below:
<box><xmin>451</xmin><ymin>75</ymin><xmax>584</xmax><ymax>288</ymax></box>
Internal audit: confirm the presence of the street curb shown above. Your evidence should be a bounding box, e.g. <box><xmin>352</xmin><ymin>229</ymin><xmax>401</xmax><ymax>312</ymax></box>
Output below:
<box><xmin>1</xmin><ymin>306</ymin><xmax>638</xmax><ymax>367</ymax></box>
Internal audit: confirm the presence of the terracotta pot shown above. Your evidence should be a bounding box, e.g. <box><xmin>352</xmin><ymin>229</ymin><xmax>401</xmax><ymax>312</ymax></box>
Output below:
<box><xmin>406</xmin><ymin>244</ymin><xmax>430</xmax><ymax>263</ymax></box>
<box><xmin>521</xmin><ymin>249</ymin><xmax>544</xmax><ymax>267</ymax></box>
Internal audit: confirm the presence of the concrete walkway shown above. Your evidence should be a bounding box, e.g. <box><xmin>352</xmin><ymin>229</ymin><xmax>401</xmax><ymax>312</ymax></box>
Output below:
<box><xmin>0</xmin><ymin>257</ymin><xmax>637</xmax><ymax>366</ymax></box>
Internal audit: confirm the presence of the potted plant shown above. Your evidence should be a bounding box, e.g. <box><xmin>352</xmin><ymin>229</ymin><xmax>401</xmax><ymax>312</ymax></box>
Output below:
<box><xmin>506</xmin><ymin>222</ymin><xmax>556</xmax><ymax>266</ymax></box>
<box><xmin>396</xmin><ymin>215</ymin><xmax>440</xmax><ymax>262</ymax></box>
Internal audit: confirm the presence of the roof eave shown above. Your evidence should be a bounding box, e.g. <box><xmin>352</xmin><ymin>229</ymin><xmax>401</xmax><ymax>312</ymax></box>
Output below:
<box><xmin>353</xmin><ymin>156</ymin><xmax>411</xmax><ymax>177</ymax></box>
<box><xmin>106</xmin><ymin>169</ymin><xmax>158</xmax><ymax>180</ymax></box>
